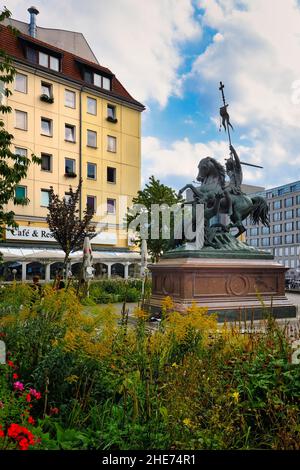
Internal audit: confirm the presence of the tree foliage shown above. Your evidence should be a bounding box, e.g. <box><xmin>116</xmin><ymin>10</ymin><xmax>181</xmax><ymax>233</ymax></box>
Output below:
<box><xmin>127</xmin><ymin>175</ymin><xmax>182</xmax><ymax>262</ymax></box>
<box><xmin>0</xmin><ymin>7</ymin><xmax>39</xmax><ymax>240</ymax></box>
<box><xmin>47</xmin><ymin>179</ymin><xmax>95</xmax><ymax>270</ymax></box>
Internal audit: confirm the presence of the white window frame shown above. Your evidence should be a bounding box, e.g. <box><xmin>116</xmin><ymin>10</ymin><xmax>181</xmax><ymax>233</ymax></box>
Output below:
<box><xmin>87</xmin><ymin>96</ymin><xmax>97</xmax><ymax>115</ymax></box>
<box><xmin>87</xmin><ymin>162</ymin><xmax>97</xmax><ymax>180</ymax></box>
<box><xmin>65</xmin><ymin>124</ymin><xmax>76</xmax><ymax>142</ymax></box>
<box><xmin>41</xmin><ymin>117</ymin><xmax>53</xmax><ymax>136</ymax></box>
<box><xmin>15</xmin><ymin>73</ymin><xmax>27</xmax><ymax>93</ymax></box>
<box><xmin>65</xmin><ymin>89</ymin><xmax>76</xmax><ymax>109</ymax></box>
<box><xmin>107</xmin><ymin>135</ymin><xmax>116</xmax><ymax>153</ymax></box>
<box><xmin>107</xmin><ymin>198</ymin><xmax>116</xmax><ymax>214</ymax></box>
<box><xmin>87</xmin><ymin>129</ymin><xmax>97</xmax><ymax>148</ymax></box>
<box><xmin>41</xmin><ymin>153</ymin><xmax>52</xmax><ymax>172</ymax></box>
<box><xmin>40</xmin><ymin>189</ymin><xmax>50</xmax><ymax>207</ymax></box>
<box><xmin>15</xmin><ymin>110</ymin><xmax>28</xmax><ymax>130</ymax></box>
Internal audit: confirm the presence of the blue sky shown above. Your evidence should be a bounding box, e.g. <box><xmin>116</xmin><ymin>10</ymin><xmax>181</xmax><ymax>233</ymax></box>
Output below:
<box><xmin>4</xmin><ymin>0</ymin><xmax>300</xmax><ymax>191</ymax></box>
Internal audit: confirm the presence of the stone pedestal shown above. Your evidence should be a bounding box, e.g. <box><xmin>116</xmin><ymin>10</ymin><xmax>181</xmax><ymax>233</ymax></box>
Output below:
<box><xmin>149</xmin><ymin>255</ymin><xmax>296</xmax><ymax>321</ymax></box>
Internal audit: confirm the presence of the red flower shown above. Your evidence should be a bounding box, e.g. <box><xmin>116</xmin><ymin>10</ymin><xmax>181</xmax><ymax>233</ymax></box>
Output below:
<box><xmin>13</xmin><ymin>373</ymin><xmax>19</xmax><ymax>380</ymax></box>
<box><xmin>35</xmin><ymin>392</ymin><xmax>41</xmax><ymax>400</ymax></box>
<box><xmin>26</xmin><ymin>393</ymin><xmax>31</xmax><ymax>402</ymax></box>
<box><xmin>49</xmin><ymin>407</ymin><xmax>59</xmax><ymax>415</ymax></box>
<box><xmin>7</xmin><ymin>423</ymin><xmax>35</xmax><ymax>450</ymax></box>
<box><xmin>0</xmin><ymin>427</ymin><xmax>4</xmax><ymax>438</ymax></box>
<box><xmin>7</xmin><ymin>360</ymin><xmax>15</xmax><ymax>368</ymax></box>
<box><xmin>28</xmin><ymin>416</ymin><xmax>35</xmax><ymax>425</ymax></box>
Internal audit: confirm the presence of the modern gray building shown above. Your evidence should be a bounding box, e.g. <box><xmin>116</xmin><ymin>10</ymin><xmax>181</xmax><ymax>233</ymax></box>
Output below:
<box><xmin>244</xmin><ymin>181</ymin><xmax>300</xmax><ymax>280</ymax></box>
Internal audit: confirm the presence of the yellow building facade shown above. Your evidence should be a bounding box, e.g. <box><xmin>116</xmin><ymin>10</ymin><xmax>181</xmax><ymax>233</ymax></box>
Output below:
<box><xmin>0</xmin><ymin>12</ymin><xmax>144</xmax><ymax>281</ymax></box>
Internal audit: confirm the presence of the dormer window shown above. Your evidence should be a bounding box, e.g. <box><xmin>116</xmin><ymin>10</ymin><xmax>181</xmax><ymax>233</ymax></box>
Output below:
<box><xmin>38</xmin><ymin>51</ymin><xmax>60</xmax><ymax>71</ymax></box>
<box><xmin>25</xmin><ymin>46</ymin><xmax>60</xmax><ymax>71</ymax></box>
<box><xmin>83</xmin><ymin>68</ymin><xmax>111</xmax><ymax>91</ymax></box>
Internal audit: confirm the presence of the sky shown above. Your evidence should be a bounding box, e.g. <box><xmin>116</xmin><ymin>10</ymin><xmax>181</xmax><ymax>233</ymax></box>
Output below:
<box><xmin>3</xmin><ymin>0</ymin><xmax>300</xmax><ymax>191</ymax></box>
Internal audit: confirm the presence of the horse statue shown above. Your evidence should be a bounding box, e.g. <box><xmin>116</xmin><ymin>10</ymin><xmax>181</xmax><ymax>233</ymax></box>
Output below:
<box><xmin>178</xmin><ymin>156</ymin><xmax>269</xmax><ymax>243</ymax></box>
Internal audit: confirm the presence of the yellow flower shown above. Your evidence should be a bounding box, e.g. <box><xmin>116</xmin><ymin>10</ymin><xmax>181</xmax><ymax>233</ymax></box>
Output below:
<box><xmin>232</xmin><ymin>391</ymin><xmax>239</xmax><ymax>402</ymax></box>
<box><xmin>183</xmin><ymin>418</ymin><xmax>192</xmax><ymax>427</ymax></box>
<box><xmin>65</xmin><ymin>375</ymin><xmax>79</xmax><ymax>384</ymax></box>
<box><xmin>172</xmin><ymin>362</ymin><xmax>178</xmax><ymax>368</ymax></box>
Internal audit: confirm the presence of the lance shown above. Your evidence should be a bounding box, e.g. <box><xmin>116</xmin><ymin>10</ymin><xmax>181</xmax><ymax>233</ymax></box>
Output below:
<box><xmin>219</xmin><ymin>81</ymin><xmax>232</xmax><ymax>148</ymax></box>
<box><xmin>219</xmin><ymin>81</ymin><xmax>263</xmax><ymax>169</ymax></box>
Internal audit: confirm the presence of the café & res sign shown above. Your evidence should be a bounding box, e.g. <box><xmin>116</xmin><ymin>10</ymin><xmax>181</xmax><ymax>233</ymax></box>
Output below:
<box><xmin>6</xmin><ymin>226</ymin><xmax>55</xmax><ymax>242</ymax></box>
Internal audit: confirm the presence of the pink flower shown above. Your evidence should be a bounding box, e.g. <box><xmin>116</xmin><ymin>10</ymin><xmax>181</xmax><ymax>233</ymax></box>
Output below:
<box><xmin>29</xmin><ymin>389</ymin><xmax>41</xmax><ymax>399</ymax></box>
<box><xmin>13</xmin><ymin>381</ymin><xmax>24</xmax><ymax>392</ymax></box>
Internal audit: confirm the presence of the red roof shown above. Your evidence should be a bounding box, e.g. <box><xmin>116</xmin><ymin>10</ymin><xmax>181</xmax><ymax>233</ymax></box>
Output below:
<box><xmin>0</xmin><ymin>25</ymin><xmax>145</xmax><ymax>110</ymax></box>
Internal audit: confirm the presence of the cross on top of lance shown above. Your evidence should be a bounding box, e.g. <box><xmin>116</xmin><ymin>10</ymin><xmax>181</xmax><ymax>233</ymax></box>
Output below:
<box><xmin>219</xmin><ymin>81</ymin><xmax>225</xmax><ymax>91</ymax></box>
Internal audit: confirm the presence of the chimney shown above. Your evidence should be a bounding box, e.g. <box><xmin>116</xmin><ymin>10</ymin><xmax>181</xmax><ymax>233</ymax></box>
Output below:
<box><xmin>27</xmin><ymin>6</ymin><xmax>39</xmax><ymax>38</ymax></box>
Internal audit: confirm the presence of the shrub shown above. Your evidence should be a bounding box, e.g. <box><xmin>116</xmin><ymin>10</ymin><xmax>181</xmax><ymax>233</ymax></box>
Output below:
<box><xmin>0</xmin><ymin>283</ymin><xmax>299</xmax><ymax>450</ymax></box>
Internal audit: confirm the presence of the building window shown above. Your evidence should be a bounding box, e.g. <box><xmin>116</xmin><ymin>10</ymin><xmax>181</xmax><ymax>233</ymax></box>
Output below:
<box><xmin>297</xmin><ymin>208</ymin><xmax>300</xmax><ymax>217</ymax></box>
<box><xmin>249</xmin><ymin>239</ymin><xmax>258</xmax><ymax>247</ymax></box>
<box><xmin>107</xmin><ymin>104</ymin><xmax>117</xmax><ymax>122</ymax></box>
<box><xmin>65</xmin><ymin>158</ymin><xmax>76</xmax><ymax>176</ymax></box>
<box><xmin>65</xmin><ymin>89</ymin><xmax>76</xmax><ymax>108</ymax></box>
<box><xmin>285</xmin><ymin>234</ymin><xmax>294</xmax><ymax>244</ymax></box>
<box><xmin>94</xmin><ymin>73</ymin><xmax>102</xmax><ymax>87</ymax></box>
<box><xmin>107</xmin><ymin>198</ymin><xmax>116</xmax><ymax>214</ymax></box>
<box><xmin>41</xmin><ymin>153</ymin><xmax>52</xmax><ymax>171</ymax></box>
<box><xmin>15</xmin><ymin>73</ymin><xmax>27</xmax><ymax>93</ymax></box>
<box><xmin>273</xmin><ymin>212</ymin><xmax>282</xmax><ymax>222</ymax></box>
<box><xmin>65</xmin><ymin>124</ymin><xmax>75</xmax><ymax>142</ymax></box>
<box><xmin>41</xmin><ymin>117</ymin><xmax>53</xmax><ymax>136</ymax></box>
<box><xmin>285</xmin><ymin>210</ymin><xmax>293</xmax><ymax>219</ymax></box>
<box><xmin>15</xmin><ymin>185</ymin><xmax>27</xmax><ymax>201</ymax></box>
<box><xmin>261</xmin><ymin>226</ymin><xmax>270</xmax><ymax>235</ymax></box>
<box><xmin>87</xmin><ymin>130</ymin><xmax>97</xmax><ymax>147</ymax></box>
<box><xmin>103</xmin><ymin>77</ymin><xmax>111</xmax><ymax>90</ymax></box>
<box><xmin>40</xmin><ymin>189</ymin><xmax>50</xmax><ymax>207</ymax></box>
<box><xmin>15</xmin><ymin>147</ymin><xmax>27</xmax><ymax>158</ymax></box>
<box><xmin>273</xmin><ymin>224</ymin><xmax>282</xmax><ymax>233</ymax></box>
<box><xmin>261</xmin><ymin>237</ymin><xmax>270</xmax><ymax>247</ymax></box>
<box><xmin>107</xmin><ymin>135</ymin><xmax>116</xmax><ymax>152</ymax></box>
<box><xmin>297</xmin><ymin>233</ymin><xmax>300</xmax><ymax>243</ymax></box>
<box><xmin>83</xmin><ymin>70</ymin><xmax>111</xmax><ymax>90</ymax></box>
<box><xmin>64</xmin><ymin>192</ymin><xmax>71</xmax><ymax>203</ymax></box>
<box><xmin>107</xmin><ymin>167</ymin><xmax>116</xmax><ymax>183</ymax></box>
<box><xmin>41</xmin><ymin>82</ymin><xmax>52</xmax><ymax>98</ymax></box>
<box><xmin>249</xmin><ymin>227</ymin><xmax>258</xmax><ymax>236</ymax></box>
<box><xmin>87</xmin><ymin>196</ymin><xmax>96</xmax><ymax>213</ymax></box>
<box><xmin>38</xmin><ymin>51</ymin><xmax>60</xmax><ymax>71</ymax></box>
<box><xmin>285</xmin><ymin>222</ymin><xmax>294</xmax><ymax>231</ymax></box>
<box><xmin>273</xmin><ymin>236</ymin><xmax>282</xmax><ymax>245</ymax></box>
<box><xmin>285</xmin><ymin>197</ymin><xmax>293</xmax><ymax>207</ymax></box>
<box><xmin>273</xmin><ymin>200</ymin><xmax>281</xmax><ymax>210</ymax></box>
<box><xmin>87</xmin><ymin>162</ymin><xmax>96</xmax><ymax>180</ymax></box>
<box><xmin>296</xmin><ymin>195</ymin><xmax>300</xmax><ymax>205</ymax></box>
<box><xmin>297</xmin><ymin>220</ymin><xmax>300</xmax><ymax>231</ymax></box>
<box><xmin>39</xmin><ymin>51</ymin><xmax>48</xmax><ymax>67</ymax></box>
<box><xmin>15</xmin><ymin>110</ymin><xmax>27</xmax><ymax>130</ymax></box>
<box><xmin>87</xmin><ymin>97</ymin><xmax>97</xmax><ymax>115</ymax></box>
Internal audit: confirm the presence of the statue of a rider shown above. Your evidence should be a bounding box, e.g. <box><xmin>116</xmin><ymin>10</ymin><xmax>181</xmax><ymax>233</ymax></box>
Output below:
<box><xmin>224</xmin><ymin>144</ymin><xmax>244</xmax><ymax>216</ymax></box>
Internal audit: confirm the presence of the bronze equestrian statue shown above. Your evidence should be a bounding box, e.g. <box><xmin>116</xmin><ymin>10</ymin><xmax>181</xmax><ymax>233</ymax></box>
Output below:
<box><xmin>177</xmin><ymin>145</ymin><xmax>269</xmax><ymax>248</ymax></box>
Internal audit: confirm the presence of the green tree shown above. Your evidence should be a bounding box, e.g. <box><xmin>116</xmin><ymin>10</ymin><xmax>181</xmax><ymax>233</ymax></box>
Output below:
<box><xmin>0</xmin><ymin>8</ymin><xmax>39</xmax><ymax>241</ymax></box>
<box><xmin>127</xmin><ymin>175</ymin><xmax>183</xmax><ymax>262</ymax></box>
<box><xmin>47</xmin><ymin>179</ymin><xmax>95</xmax><ymax>275</ymax></box>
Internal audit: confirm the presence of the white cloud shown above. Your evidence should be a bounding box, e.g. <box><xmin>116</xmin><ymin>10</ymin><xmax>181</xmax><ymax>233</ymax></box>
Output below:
<box><xmin>142</xmin><ymin>135</ymin><xmax>263</xmax><ymax>189</ymax></box>
<box><xmin>190</xmin><ymin>0</ymin><xmax>300</xmax><ymax>172</ymax></box>
<box><xmin>4</xmin><ymin>0</ymin><xmax>201</xmax><ymax>106</ymax></box>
